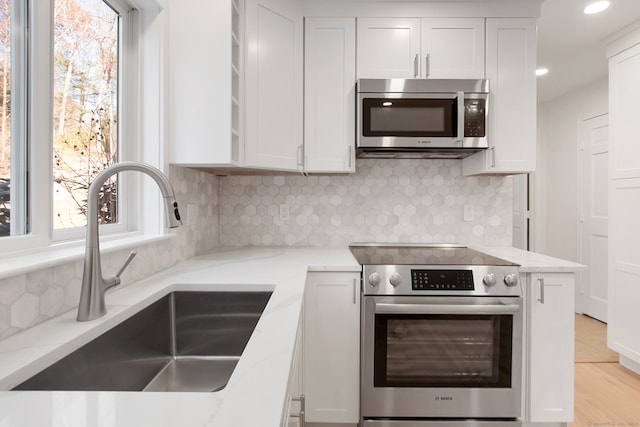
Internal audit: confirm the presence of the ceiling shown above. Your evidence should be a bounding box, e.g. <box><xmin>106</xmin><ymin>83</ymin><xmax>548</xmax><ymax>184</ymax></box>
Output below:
<box><xmin>537</xmin><ymin>0</ymin><xmax>640</xmax><ymax>102</ymax></box>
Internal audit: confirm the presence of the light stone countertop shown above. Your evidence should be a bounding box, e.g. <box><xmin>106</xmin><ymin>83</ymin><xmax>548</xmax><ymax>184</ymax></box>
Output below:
<box><xmin>0</xmin><ymin>245</ymin><xmax>582</xmax><ymax>427</ymax></box>
<box><xmin>475</xmin><ymin>246</ymin><xmax>587</xmax><ymax>272</ymax></box>
<box><xmin>0</xmin><ymin>246</ymin><xmax>360</xmax><ymax>427</ymax></box>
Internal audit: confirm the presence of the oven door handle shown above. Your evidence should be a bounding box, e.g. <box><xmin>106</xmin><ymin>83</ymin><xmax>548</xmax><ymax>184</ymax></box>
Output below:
<box><xmin>374</xmin><ymin>302</ymin><xmax>520</xmax><ymax>315</ymax></box>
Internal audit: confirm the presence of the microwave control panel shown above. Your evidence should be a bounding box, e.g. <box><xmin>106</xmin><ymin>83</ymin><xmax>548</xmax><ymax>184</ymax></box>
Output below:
<box><xmin>464</xmin><ymin>99</ymin><xmax>486</xmax><ymax>137</ymax></box>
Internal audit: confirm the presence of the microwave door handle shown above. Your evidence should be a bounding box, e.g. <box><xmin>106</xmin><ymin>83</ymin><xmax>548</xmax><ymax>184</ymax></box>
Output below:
<box><xmin>374</xmin><ymin>302</ymin><xmax>520</xmax><ymax>315</ymax></box>
<box><xmin>457</xmin><ymin>91</ymin><xmax>465</xmax><ymax>142</ymax></box>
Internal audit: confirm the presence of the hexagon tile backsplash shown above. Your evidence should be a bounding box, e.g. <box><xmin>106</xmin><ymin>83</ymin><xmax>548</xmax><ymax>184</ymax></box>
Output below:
<box><xmin>1</xmin><ymin>159</ymin><xmax>514</xmax><ymax>340</ymax></box>
<box><xmin>219</xmin><ymin>159</ymin><xmax>513</xmax><ymax>247</ymax></box>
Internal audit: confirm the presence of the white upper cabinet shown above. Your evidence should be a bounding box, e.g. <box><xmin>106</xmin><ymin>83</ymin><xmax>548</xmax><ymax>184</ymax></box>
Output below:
<box><xmin>608</xmin><ymin>39</ymin><xmax>640</xmax><ymax>180</ymax></box>
<box><xmin>169</xmin><ymin>0</ymin><xmax>242</xmax><ymax>167</ymax></box>
<box><xmin>463</xmin><ymin>18</ymin><xmax>537</xmax><ymax>175</ymax></box>
<box><xmin>244</xmin><ymin>0</ymin><xmax>304</xmax><ymax>171</ymax></box>
<box><xmin>304</xmin><ymin>18</ymin><xmax>356</xmax><ymax>173</ymax></box>
<box><xmin>356</xmin><ymin>17</ymin><xmax>485</xmax><ymax>79</ymax></box>
<box><xmin>356</xmin><ymin>18</ymin><xmax>421</xmax><ymax>79</ymax></box>
<box><xmin>421</xmin><ymin>18</ymin><xmax>485</xmax><ymax>79</ymax></box>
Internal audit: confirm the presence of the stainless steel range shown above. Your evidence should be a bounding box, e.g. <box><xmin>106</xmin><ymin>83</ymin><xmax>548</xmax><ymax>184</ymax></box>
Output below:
<box><xmin>349</xmin><ymin>243</ymin><xmax>523</xmax><ymax>427</ymax></box>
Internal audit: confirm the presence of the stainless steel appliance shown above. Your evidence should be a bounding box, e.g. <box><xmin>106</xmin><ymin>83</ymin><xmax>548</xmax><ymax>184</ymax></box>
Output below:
<box><xmin>356</xmin><ymin>79</ymin><xmax>489</xmax><ymax>159</ymax></box>
<box><xmin>350</xmin><ymin>243</ymin><xmax>522</xmax><ymax>427</ymax></box>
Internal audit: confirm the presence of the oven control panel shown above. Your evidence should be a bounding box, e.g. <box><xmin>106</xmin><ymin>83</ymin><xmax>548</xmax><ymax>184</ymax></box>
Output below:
<box><xmin>411</xmin><ymin>269</ymin><xmax>474</xmax><ymax>291</ymax></box>
<box><xmin>362</xmin><ymin>265</ymin><xmax>521</xmax><ymax>296</ymax></box>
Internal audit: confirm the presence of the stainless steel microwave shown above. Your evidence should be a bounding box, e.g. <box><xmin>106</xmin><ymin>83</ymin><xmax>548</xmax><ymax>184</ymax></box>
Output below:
<box><xmin>356</xmin><ymin>78</ymin><xmax>489</xmax><ymax>159</ymax></box>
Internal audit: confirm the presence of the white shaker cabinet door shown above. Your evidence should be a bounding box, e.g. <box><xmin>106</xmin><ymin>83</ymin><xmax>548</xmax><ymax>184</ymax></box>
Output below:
<box><xmin>421</xmin><ymin>17</ymin><xmax>485</xmax><ymax>79</ymax></box>
<box><xmin>304</xmin><ymin>272</ymin><xmax>360</xmax><ymax>423</ymax></box>
<box><xmin>463</xmin><ymin>18</ymin><xmax>537</xmax><ymax>175</ymax></box>
<box><xmin>526</xmin><ymin>273</ymin><xmax>575</xmax><ymax>422</ymax></box>
<box><xmin>356</xmin><ymin>17</ymin><xmax>421</xmax><ymax>79</ymax></box>
<box><xmin>304</xmin><ymin>18</ymin><xmax>356</xmax><ymax>173</ymax></box>
<box><xmin>245</xmin><ymin>0</ymin><xmax>303</xmax><ymax>171</ymax></box>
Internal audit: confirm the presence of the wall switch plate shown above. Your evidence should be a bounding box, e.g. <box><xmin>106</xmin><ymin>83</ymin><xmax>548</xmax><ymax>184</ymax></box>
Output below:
<box><xmin>186</xmin><ymin>203</ymin><xmax>198</xmax><ymax>225</ymax></box>
<box><xmin>279</xmin><ymin>204</ymin><xmax>290</xmax><ymax>222</ymax></box>
<box><xmin>463</xmin><ymin>204</ymin><xmax>474</xmax><ymax>222</ymax></box>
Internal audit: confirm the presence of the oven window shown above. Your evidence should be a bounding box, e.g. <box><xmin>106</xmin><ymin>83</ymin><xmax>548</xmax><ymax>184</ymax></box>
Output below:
<box><xmin>374</xmin><ymin>314</ymin><xmax>513</xmax><ymax>388</ymax></box>
<box><xmin>362</xmin><ymin>98</ymin><xmax>456</xmax><ymax>137</ymax></box>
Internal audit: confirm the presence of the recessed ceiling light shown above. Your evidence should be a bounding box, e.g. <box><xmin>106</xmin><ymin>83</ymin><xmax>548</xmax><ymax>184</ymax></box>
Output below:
<box><xmin>584</xmin><ymin>1</ymin><xmax>610</xmax><ymax>15</ymax></box>
<box><xmin>536</xmin><ymin>68</ymin><xmax>549</xmax><ymax>76</ymax></box>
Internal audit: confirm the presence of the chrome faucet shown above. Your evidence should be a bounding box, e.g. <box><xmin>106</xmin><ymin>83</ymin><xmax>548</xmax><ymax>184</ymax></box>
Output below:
<box><xmin>77</xmin><ymin>162</ymin><xmax>182</xmax><ymax>322</ymax></box>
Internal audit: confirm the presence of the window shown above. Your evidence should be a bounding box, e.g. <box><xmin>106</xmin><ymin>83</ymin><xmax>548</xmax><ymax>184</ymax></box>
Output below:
<box><xmin>53</xmin><ymin>0</ymin><xmax>121</xmax><ymax>231</ymax></box>
<box><xmin>0</xmin><ymin>0</ymin><xmax>27</xmax><ymax>239</ymax></box>
<box><xmin>0</xmin><ymin>0</ymin><xmax>151</xmax><ymax>254</ymax></box>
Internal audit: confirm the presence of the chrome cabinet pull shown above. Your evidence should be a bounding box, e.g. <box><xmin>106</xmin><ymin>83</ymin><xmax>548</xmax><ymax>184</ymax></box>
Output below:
<box><xmin>489</xmin><ymin>146</ymin><xmax>496</xmax><ymax>168</ymax></box>
<box><xmin>353</xmin><ymin>278</ymin><xmax>357</xmax><ymax>304</ymax></box>
<box><xmin>347</xmin><ymin>145</ymin><xmax>353</xmax><ymax>168</ymax></box>
<box><xmin>425</xmin><ymin>53</ymin><xmax>430</xmax><ymax>77</ymax></box>
<box><xmin>297</xmin><ymin>145</ymin><xmax>304</xmax><ymax>169</ymax></box>
<box><xmin>290</xmin><ymin>394</ymin><xmax>305</xmax><ymax>426</ymax></box>
<box><xmin>537</xmin><ymin>278</ymin><xmax>545</xmax><ymax>304</ymax></box>
<box><xmin>413</xmin><ymin>54</ymin><xmax>419</xmax><ymax>77</ymax></box>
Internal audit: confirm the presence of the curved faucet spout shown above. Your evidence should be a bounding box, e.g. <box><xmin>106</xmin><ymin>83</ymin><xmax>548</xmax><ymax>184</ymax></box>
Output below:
<box><xmin>77</xmin><ymin>162</ymin><xmax>182</xmax><ymax>322</ymax></box>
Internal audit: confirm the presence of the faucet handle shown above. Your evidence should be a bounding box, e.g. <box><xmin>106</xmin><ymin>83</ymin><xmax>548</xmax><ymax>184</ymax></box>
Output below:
<box><xmin>115</xmin><ymin>251</ymin><xmax>137</xmax><ymax>278</ymax></box>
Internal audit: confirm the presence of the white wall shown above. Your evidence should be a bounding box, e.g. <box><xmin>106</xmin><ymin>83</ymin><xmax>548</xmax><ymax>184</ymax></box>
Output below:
<box><xmin>535</xmin><ymin>77</ymin><xmax>608</xmax><ymax>260</ymax></box>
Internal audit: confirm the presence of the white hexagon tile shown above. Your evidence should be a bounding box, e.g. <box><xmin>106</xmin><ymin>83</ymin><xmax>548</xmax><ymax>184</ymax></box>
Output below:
<box><xmin>219</xmin><ymin>159</ymin><xmax>513</xmax><ymax>247</ymax></box>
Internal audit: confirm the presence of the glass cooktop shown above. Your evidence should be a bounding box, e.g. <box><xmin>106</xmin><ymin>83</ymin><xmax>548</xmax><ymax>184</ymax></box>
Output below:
<box><xmin>349</xmin><ymin>243</ymin><xmax>519</xmax><ymax>267</ymax></box>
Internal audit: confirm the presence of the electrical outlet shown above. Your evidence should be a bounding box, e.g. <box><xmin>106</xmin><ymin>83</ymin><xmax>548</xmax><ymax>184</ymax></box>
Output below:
<box><xmin>463</xmin><ymin>204</ymin><xmax>474</xmax><ymax>222</ymax></box>
<box><xmin>279</xmin><ymin>204</ymin><xmax>290</xmax><ymax>222</ymax></box>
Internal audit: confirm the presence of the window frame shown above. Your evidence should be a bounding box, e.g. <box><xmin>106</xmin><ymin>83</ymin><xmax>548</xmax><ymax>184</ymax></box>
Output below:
<box><xmin>0</xmin><ymin>0</ymin><xmax>168</xmax><ymax>257</ymax></box>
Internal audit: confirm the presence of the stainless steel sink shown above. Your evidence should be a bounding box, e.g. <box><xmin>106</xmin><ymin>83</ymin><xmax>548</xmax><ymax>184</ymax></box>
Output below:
<box><xmin>13</xmin><ymin>290</ymin><xmax>272</xmax><ymax>392</ymax></box>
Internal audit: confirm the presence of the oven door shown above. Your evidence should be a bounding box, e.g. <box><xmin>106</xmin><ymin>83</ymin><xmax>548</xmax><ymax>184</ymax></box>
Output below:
<box><xmin>361</xmin><ymin>296</ymin><xmax>523</xmax><ymax>420</ymax></box>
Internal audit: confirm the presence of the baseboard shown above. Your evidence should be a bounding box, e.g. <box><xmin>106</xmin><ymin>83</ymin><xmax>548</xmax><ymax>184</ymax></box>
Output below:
<box><xmin>620</xmin><ymin>354</ymin><xmax>640</xmax><ymax>375</ymax></box>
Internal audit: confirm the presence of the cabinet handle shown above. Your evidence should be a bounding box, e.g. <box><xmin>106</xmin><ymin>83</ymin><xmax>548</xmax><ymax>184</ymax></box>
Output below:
<box><xmin>492</xmin><ymin>146</ymin><xmax>496</xmax><ymax>168</ymax></box>
<box><xmin>414</xmin><ymin>54</ymin><xmax>419</xmax><ymax>78</ymax></box>
<box><xmin>297</xmin><ymin>145</ymin><xmax>304</xmax><ymax>169</ymax></box>
<box><xmin>347</xmin><ymin>145</ymin><xmax>352</xmax><ymax>169</ymax></box>
<box><xmin>425</xmin><ymin>53</ymin><xmax>430</xmax><ymax>77</ymax></box>
<box><xmin>290</xmin><ymin>394</ymin><xmax>305</xmax><ymax>426</ymax></box>
<box><xmin>353</xmin><ymin>278</ymin><xmax>357</xmax><ymax>304</ymax></box>
<box><xmin>537</xmin><ymin>278</ymin><xmax>545</xmax><ymax>304</ymax></box>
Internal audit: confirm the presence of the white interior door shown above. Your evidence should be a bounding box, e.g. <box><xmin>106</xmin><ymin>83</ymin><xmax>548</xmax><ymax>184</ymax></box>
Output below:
<box><xmin>579</xmin><ymin>114</ymin><xmax>609</xmax><ymax>322</ymax></box>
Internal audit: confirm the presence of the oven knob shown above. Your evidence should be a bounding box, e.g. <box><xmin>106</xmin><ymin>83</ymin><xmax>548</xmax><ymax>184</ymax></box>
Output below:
<box><xmin>504</xmin><ymin>273</ymin><xmax>519</xmax><ymax>287</ymax></box>
<box><xmin>389</xmin><ymin>272</ymin><xmax>402</xmax><ymax>287</ymax></box>
<box><xmin>368</xmin><ymin>272</ymin><xmax>382</xmax><ymax>287</ymax></box>
<box><xmin>483</xmin><ymin>273</ymin><xmax>497</xmax><ymax>287</ymax></box>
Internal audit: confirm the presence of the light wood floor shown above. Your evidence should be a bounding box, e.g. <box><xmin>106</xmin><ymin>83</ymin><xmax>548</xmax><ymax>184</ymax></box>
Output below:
<box><xmin>571</xmin><ymin>314</ymin><xmax>640</xmax><ymax>427</ymax></box>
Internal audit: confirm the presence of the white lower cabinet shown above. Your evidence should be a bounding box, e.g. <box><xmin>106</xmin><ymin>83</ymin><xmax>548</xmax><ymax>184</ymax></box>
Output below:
<box><xmin>283</xmin><ymin>313</ymin><xmax>304</xmax><ymax>427</ymax></box>
<box><xmin>303</xmin><ymin>272</ymin><xmax>360</xmax><ymax>424</ymax></box>
<box><xmin>526</xmin><ymin>273</ymin><xmax>575</xmax><ymax>422</ymax></box>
